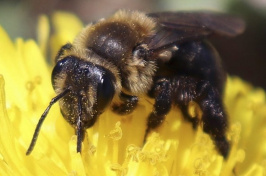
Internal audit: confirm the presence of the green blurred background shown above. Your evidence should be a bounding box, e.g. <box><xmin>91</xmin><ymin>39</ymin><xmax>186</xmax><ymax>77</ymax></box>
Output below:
<box><xmin>0</xmin><ymin>0</ymin><xmax>266</xmax><ymax>90</ymax></box>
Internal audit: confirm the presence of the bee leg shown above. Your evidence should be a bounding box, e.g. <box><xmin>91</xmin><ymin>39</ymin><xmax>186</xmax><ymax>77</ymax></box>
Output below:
<box><xmin>144</xmin><ymin>78</ymin><xmax>172</xmax><ymax>143</ymax></box>
<box><xmin>55</xmin><ymin>43</ymin><xmax>73</xmax><ymax>61</ymax></box>
<box><xmin>112</xmin><ymin>92</ymin><xmax>138</xmax><ymax>115</ymax></box>
<box><xmin>194</xmin><ymin>80</ymin><xmax>229</xmax><ymax>158</ymax></box>
<box><xmin>172</xmin><ymin>77</ymin><xmax>229</xmax><ymax>158</ymax></box>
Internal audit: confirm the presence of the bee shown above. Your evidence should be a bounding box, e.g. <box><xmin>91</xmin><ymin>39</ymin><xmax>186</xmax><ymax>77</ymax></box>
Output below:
<box><xmin>26</xmin><ymin>10</ymin><xmax>245</xmax><ymax>158</ymax></box>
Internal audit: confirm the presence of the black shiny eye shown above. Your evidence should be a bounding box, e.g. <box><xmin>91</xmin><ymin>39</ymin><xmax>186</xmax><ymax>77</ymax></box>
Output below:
<box><xmin>52</xmin><ymin>57</ymin><xmax>75</xmax><ymax>76</ymax></box>
<box><xmin>51</xmin><ymin>56</ymin><xmax>76</xmax><ymax>86</ymax></box>
<box><xmin>96</xmin><ymin>72</ymin><xmax>115</xmax><ymax>113</ymax></box>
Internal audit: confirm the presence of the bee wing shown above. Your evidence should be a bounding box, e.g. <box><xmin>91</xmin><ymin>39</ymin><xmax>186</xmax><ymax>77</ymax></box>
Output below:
<box><xmin>147</xmin><ymin>11</ymin><xmax>245</xmax><ymax>51</ymax></box>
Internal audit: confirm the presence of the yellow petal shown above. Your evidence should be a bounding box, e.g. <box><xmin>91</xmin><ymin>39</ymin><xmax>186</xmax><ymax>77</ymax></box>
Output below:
<box><xmin>37</xmin><ymin>15</ymin><xmax>50</xmax><ymax>58</ymax></box>
<box><xmin>49</xmin><ymin>11</ymin><xmax>83</xmax><ymax>60</ymax></box>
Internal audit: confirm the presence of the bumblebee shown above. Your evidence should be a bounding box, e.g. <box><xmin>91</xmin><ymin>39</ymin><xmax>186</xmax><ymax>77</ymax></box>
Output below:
<box><xmin>26</xmin><ymin>10</ymin><xmax>245</xmax><ymax>158</ymax></box>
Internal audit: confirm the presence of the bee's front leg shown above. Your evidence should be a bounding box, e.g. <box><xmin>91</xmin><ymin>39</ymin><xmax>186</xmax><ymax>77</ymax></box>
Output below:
<box><xmin>112</xmin><ymin>92</ymin><xmax>138</xmax><ymax>115</ymax></box>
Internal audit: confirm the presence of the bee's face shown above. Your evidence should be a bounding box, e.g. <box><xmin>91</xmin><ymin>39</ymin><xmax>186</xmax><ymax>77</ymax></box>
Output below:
<box><xmin>51</xmin><ymin>56</ymin><xmax>115</xmax><ymax>128</ymax></box>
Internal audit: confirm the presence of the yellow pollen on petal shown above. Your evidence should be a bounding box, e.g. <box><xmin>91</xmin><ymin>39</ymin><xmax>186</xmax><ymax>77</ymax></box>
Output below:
<box><xmin>107</xmin><ymin>121</ymin><xmax>123</xmax><ymax>141</ymax></box>
<box><xmin>188</xmin><ymin>101</ymin><xmax>203</xmax><ymax>119</ymax></box>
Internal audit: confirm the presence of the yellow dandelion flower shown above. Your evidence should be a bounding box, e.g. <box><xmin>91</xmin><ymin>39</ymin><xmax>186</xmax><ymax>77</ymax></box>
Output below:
<box><xmin>0</xmin><ymin>11</ymin><xmax>266</xmax><ymax>176</ymax></box>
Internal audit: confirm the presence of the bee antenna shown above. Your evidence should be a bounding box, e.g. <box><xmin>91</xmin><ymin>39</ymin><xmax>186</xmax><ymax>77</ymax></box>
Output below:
<box><xmin>76</xmin><ymin>94</ymin><xmax>84</xmax><ymax>153</ymax></box>
<box><xmin>26</xmin><ymin>88</ymin><xmax>70</xmax><ymax>155</ymax></box>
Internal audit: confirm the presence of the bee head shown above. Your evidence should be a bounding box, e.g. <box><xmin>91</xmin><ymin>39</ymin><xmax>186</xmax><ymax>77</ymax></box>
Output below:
<box><xmin>52</xmin><ymin>56</ymin><xmax>116</xmax><ymax>128</ymax></box>
<box><xmin>26</xmin><ymin>56</ymin><xmax>116</xmax><ymax>155</ymax></box>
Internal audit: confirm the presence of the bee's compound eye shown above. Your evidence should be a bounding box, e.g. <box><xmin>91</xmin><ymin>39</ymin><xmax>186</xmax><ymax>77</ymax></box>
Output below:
<box><xmin>96</xmin><ymin>72</ymin><xmax>115</xmax><ymax>112</ymax></box>
<box><xmin>52</xmin><ymin>56</ymin><xmax>76</xmax><ymax>86</ymax></box>
<box><xmin>53</xmin><ymin>57</ymin><xmax>76</xmax><ymax>74</ymax></box>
